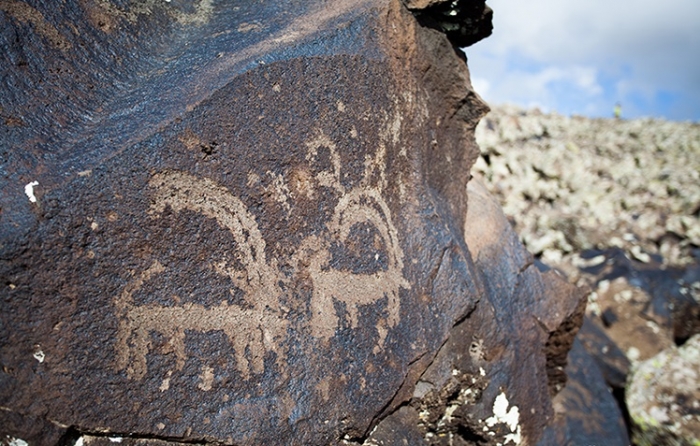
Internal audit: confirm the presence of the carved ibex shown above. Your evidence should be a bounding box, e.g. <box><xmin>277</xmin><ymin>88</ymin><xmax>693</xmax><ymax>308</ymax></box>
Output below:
<box><xmin>114</xmin><ymin>171</ymin><xmax>286</xmax><ymax>380</ymax></box>
<box><xmin>301</xmin><ymin>132</ymin><xmax>410</xmax><ymax>349</ymax></box>
<box><xmin>300</xmin><ymin>187</ymin><xmax>410</xmax><ymax>349</ymax></box>
<box><xmin>114</xmin><ymin>134</ymin><xmax>410</xmax><ymax>380</ymax></box>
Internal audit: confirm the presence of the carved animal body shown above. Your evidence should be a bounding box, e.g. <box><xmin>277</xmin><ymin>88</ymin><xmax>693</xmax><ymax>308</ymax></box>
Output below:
<box><xmin>114</xmin><ymin>162</ymin><xmax>410</xmax><ymax>380</ymax></box>
<box><xmin>115</xmin><ymin>171</ymin><xmax>287</xmax><ymax>380</ymax></box>
<box><xmin>303</xmin><ymin>187</ymin><xmax>410</xmax><ymax>349</ymax></box>
<box><xmin>116</xmin><ymin>279</ymin><xmax>276</xmax><ymax>380</ymax></box>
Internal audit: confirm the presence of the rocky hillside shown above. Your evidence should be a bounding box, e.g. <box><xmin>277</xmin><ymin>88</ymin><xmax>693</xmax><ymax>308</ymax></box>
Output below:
<box><xmin>475</xmin><ymin>104</ymin><xmax>700</xmax><ymax>445</ymax></box>
<box><xmin>475</xmin><ymin>104</ymin><xmax>700</xmax><ymax>270</ymax></box>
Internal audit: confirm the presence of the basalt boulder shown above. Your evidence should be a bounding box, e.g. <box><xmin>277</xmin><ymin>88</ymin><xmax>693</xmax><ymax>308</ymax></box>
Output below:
<box><xmin>627</xmin><ymin>334</ymin><xmax>700</xmax><ymax>446</ymax></box>
<box><xmin>1</xmin><ymin>1</ymin><xmax>582</xmax><ymax>445</ymax></box>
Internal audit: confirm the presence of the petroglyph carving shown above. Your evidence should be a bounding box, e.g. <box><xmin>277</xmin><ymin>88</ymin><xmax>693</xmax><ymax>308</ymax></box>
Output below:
<box><xmin>114</xmin><ymin>133</ymin><xmax>410</xmax><ymax>381</ymax></box>
<box><xmin>115</xmin><ymin>172</ymin><xmax>286</xmax><ymax>380</ymax></box>
<box><xmin>301</xmin><ymin>131</ymin><xmax>410</xmax><ymax>348</ymax></box>
<box><xmin>300</xmin><ymin>187</ymin><xmax>410</xmax><ymax>348</ymax></box>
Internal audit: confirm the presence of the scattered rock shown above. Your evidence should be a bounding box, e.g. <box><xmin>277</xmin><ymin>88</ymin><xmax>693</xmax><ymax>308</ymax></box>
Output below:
<box><xmin>475</xmin><ymin>104</ymin><xmax>700</xmax><ymax>268</ymax></box>
<box><xmin>627</xmin><ymin>334</ymin><xmax>700</xmax><ymax>446</ymax></box>
<box><xmin>577</xmin><ymin>316</ymin><xmax>631</xmax><ymax>390</ymax></box>
<box><xmin>475</xmin><ymin>104</ymin><xmax>700</xmax><ymax>444</ymax></box>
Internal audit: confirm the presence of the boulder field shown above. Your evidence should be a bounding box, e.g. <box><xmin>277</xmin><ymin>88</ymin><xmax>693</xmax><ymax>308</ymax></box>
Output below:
<box><xmin>476</xmin><ymin>104</ymin><xmax>700</xmax><ymax>446</ymax></box>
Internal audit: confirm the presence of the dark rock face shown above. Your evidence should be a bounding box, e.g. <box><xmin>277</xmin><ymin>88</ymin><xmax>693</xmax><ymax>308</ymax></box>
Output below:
<box><xmin>359</xmin><ymin>179</ymin><xmax>586</xmax><ymax>446</ymax></box>
<box><xmin>1</xmin><ymin>1</ymin><xmax>582</xmax><ymax>445</ymax></box>
<box><xmin>538</xmin><ymin>338</ymin><xmax>630</xmax><ymax>446</ymax></box>
<box><xmin>0</xmin><ymin>409</ymin><xmax>69</xmax><ymax>446</ymax></box>
<box><xmin>405</xmin><ymin>0</ymin><xmax>494</xmax><ymax>48</ymax></box>
<box><xmin>577</xmin><ymin>315</ymin><xmax>631</xmax><ymax>391</ymax></box>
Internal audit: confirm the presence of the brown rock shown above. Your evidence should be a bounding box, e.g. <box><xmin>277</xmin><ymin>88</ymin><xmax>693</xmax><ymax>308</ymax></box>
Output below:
<box><xmin>0</xmin><ymin>409</ymin><xmax>68</xmax><ymax>446</ymax></box>
<box><xmin>358</xmin><ymin>179</ymin><xmax>585</xmax><ymax>445</ymax></box>
<box><xmin>1</xmin><ymin>1</ymin><xmax>582</xmax><ymax>445</ymax></box>
<box><xmin>0</xmin><ymin>0</ymin><xmax>488</xmax><ymax>443</ymax></box>
<box><xmin>538</xmin><ymin>338</ymin><xmax>630</xmax><ymax>446</ymax></box>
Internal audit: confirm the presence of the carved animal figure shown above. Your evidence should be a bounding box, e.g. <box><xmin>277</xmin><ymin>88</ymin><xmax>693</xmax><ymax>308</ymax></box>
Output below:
<box><xmin>301</xmin><ymin>187</ymin><xmax>410</xmax><ymax>349</ymax></box>
<box><xmin>114</xmin><ymin>171</ymin><xmax>286</xmax><ymax>380</ymax></box>
<box><xmin>114</xmin><ymin>135</ymin><xmax>411</xmax><ymax>380</ymax></box>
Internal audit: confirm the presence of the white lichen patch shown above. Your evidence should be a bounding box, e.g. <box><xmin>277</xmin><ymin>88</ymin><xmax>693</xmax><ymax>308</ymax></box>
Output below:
<box><xmin>33</xmin><ymin>345</ymin><xmax>45</xmax><ymax>363</ymax></box>
<box><xmin>469</xmin><ymin>338</ymin><xmax>486</xmax><ymax>361</ymax></box>
<box><xmin>485</xmin><ymin>392</ymin><xmax>522</xmax><ymax>445</ymax></box>
<box><xmin>627</xmin><ymin>346</ymin><xmax>641</xmax><ymax>362</ymax></box>
<box><xmin>419</xmin><ymin>408</ymin><xmax>431</xmax><ymax>422</ymax></box>
<box><xmin>7</xmin><ymin>437</ymin><xmax>29</xmax><ymax>446</ymax></box>
<box><xmin>437</xmin><ymin>403</ymin><xmax>459</xmax><ymax>427</ymax></box>
<box><xmin>24</xmin><ymin>181</ymin><xmax>39</xmax><ymax>203</ymax></box>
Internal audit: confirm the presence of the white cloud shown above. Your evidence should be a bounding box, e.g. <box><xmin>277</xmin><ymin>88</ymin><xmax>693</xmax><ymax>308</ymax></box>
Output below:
<box><xmin>465</xmin><ymin>0</ymin><xmax>700</xmax><ymax>120</ymax></box>
<box><xmin>471</xmin><ymin>77</ymin><xmax>491</xmax><ymax>98</ymax></box>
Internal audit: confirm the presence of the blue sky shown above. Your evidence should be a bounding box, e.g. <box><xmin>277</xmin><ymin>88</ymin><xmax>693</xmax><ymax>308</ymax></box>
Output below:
<box><xmin>464</xmin><ymin>0</ymin><xmax>700</xmax><ymax>121</ymax></box>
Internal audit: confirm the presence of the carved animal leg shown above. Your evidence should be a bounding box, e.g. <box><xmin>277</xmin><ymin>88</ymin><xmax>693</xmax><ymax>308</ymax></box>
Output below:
<box><xmin>310</xmin><ymin>274</ymin><xmax>340</xmax><ymax>342</ymax></box>
<box><xmin>131</xmin><ymin>324</ymin><xmax>151</xmax><ymax>380</ymax></box>
<box><xmin>171</xmin><ymin>328</ymin><xmax>187</xmax><ymax>372</ymax></box>
<box><xmin>385</xmin><ymin>287</ymin><xmax>400</xmax><ymax>328</ymax></box>
<box><xmin>346</xmin><ymin>302</ymin><xmax>360</xmax><ymax>329</ymax></box>
<box><xmin>233</xmin><ymin>331</ymin><xmax>251</xmax><ymax>380</ymax></box>
<box><xmin>115</xmin><ymin>316</ymin><xmax>134</xmax><ymax>373</ymax></box>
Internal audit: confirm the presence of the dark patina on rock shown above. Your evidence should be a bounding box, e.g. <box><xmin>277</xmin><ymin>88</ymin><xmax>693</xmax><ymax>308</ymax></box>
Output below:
<box><xmin>2</xmin><ymin>0</ymin><xmax>484</xmax><ymax>443</ymax></box>
<box><xmin>1</xmin><ymin>0</ymin><xmax>583</xmax><ymax>445</ymax></box>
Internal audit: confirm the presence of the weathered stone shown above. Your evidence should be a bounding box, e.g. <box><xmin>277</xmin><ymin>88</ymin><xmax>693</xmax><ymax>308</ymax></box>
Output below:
<box><xmin>359</xmin><ymin>406</ymin><xmax>427</xmax><ymax>445</ymax></box>
<box><xmin>627</xmin><ymin>334</ymin><xmax>700</xmax><ymax>446</ymax></box>
<box><xmin>0</xmin><ymin>0</ymin><xmax>486</xmax><ymax>443</ymax></box>
<box><xmin>577</xmin><ymin>316</ymin><xmax>631</xmax><ymax>390</ymax></box>
<box><xmin>1</xmin><ymin>1</ymin><xmax>583</xmax><ymax>445</ymax></box>
<box><xmin>0</xmin><ymin>408</ymin><xmax>68</xmax><ymax>446</ymax></box>
<box><xmin>538</xmin><ymin>338</ymin><xmax>630</xmax><ymax>446</ymax></box>
<box><xmin>361</xmin><ymin>179</ymin><xmax>584</xmax><ymax>446</ymax></box>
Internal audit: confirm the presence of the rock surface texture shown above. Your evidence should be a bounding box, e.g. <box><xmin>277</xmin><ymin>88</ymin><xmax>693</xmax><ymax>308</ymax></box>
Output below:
<box><xmin>1</xmin><ymin>2</ymin><xmax>583</xmax><ymax>445</ymax></box>
<box><xmin>475</xmin><ymin>104</ymin><xmax>700</xmax><ymax>269</ymax></box>
<box><xmin>475</xmin><ymin>104</ymin><xmax>700</xmax><ymax>445</ymax></box>
<box><xmin>627</xmin><ymin>334</ymin><xmax>700</xmax><ymax>446</ymax></box>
